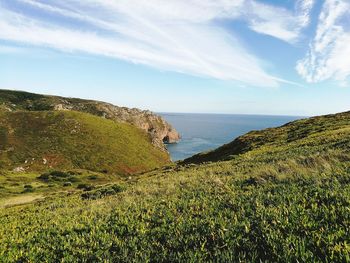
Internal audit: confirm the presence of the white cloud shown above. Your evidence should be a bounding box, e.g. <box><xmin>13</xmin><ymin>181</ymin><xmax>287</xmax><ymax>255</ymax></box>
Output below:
<box><xmin>0</xmin><ymin>44</ymin><xmax>26</xmax><ymax>54</ymax></box>
<box><xmin>0</xmin><ymin>0</ymin><xmax>305</xmax><ymax>87</ymax></box>
<box><xmin>62</xmin><ymin>0</ymin><xmax>246</xmax><ymax>23</ymax></box>
<box><xmin>296</xmin><ymin>0</ymin><xmax>350</xmax><ymax>85</ymax></box>
<box><xmin>247</xmin><ymin>0</ymin><xmax>314</xmax><ymax>43</ymax></box>
<box><xmin>296</xmin><ymin>0</ymin><xmax>315</xmax><ymax>27</ymax></box>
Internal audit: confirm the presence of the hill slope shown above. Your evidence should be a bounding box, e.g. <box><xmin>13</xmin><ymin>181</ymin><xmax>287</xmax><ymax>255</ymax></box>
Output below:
<box><xmin>0</xmin><ymin>110</ymin><xmax>170</xmax><ymax>174</ymax></box>
<box><xmin>0</xmin><ymin>89</ymin><xmax>180</xmax><ymax>148</ymax></box>
<box><xmin>183</xmin><ymin>111</ymin><xmax>350</xmax><ymax>164</ymax></box>
<box><xmin>0</xmin><ymin>111</ymin><xmax>349</xmax><ymax>262</ymax></box>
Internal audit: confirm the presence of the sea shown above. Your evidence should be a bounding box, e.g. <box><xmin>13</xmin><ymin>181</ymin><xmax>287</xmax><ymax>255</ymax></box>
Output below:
<box><xmin>159</xmin><ymin>113</ymin><xmax>304</xmax><ymax>161</ymax></box>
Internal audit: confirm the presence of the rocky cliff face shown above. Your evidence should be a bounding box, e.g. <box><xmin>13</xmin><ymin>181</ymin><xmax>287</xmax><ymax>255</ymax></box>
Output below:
<box><xmin>0</xmin><ymin>90</ymin><xmax>180</xmax><ymax>149</ymax></box>
<box><xmin>53</xmin><ymin>101</ymin><xmax>180</xmax><ymax>148</ymax></box>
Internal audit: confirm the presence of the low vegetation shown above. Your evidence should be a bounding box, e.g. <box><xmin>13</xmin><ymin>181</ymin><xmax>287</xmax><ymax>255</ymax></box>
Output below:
<box><xmin>0</xmin><ymin>89</ymin><xmax>180</xmax><ymax>146</ymax></box>
<box><xmin>0</xmin><ymin>110</ymin><xmax>349</xmax><ymax>262</ymax></box>
<box><xmin>80</xmin><ymin>184</ymin><xmax>125</xmax><ymax>200</ymax></box>
<box><xmin>0</xmin><ymin>168</ymin><xmax>126</xmax><ymax>200</ymax></box>
<box><xmin>0</xmin><ymin>110</ymin><xmax>170</xmax><ymax>174</ymax></box>
<box><xmin>184</xmin><ymin>110</ymin><xmax>350</xmax><ymax>164</ymax></box>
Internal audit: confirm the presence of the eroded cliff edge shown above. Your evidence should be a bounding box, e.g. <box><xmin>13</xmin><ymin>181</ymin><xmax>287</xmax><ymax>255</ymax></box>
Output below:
<box><xmin>0</xmin><ymin>90</ymin><xmax>180</xmax><ymax>149</ymax></box>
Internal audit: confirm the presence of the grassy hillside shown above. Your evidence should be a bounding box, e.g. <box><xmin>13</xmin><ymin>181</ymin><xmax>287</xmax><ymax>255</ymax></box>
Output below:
<box><xmin>0</xmin><ymin>111</ymin><xmax>349</xmax><ymax>262</ymax></box>
<box><xmin>183</xmin><ymin>111</ymin><xmax>350</xmax><ymax>164</ymax></box>
<box><xmin>0</xmin><ymin>89</ymin><xmax>180</xmax><ymax>146</ymax></box>
<box><xmin>0</xmin><ymin>89</ymin><xmax>113</xmax><ymax>112</ymax></box>
<box><xmin>0</xmin><ymin>110</ymin><xmax>169</xmax><ymax>174</ymax></box>
<box><xmin>0</xmin><ymin>89</ymin><xmax>50</xmax><ymax>110</ymax></box>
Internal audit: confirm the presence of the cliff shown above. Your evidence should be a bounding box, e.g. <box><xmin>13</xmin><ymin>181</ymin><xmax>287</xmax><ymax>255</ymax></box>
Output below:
<box><xmin>0</xmin><ymin>89</ymin><xmax>180</xmax><ymax>149</ymax></box>
<box><xmin>0</xmin><ymin>110</ymin><xmax>170</xmax><ymax>174</ymax></box>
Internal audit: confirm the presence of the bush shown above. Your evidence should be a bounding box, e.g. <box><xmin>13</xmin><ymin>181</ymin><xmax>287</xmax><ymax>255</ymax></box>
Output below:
<box><xmin>38</xmin><ymin>173</ymin><xmax>50</xmax><ymax>181</ymax></box>
<box><xmin>50</xmin><ymin>171</ymin><xmax>70</xmax><ymax>178</ymax></box>
<box><xmin>77</xmin><ymin>184</ymin><xmax>94</xmax><ymax>191</ymax></box>
<box><xmin>38</xmin><ymin>171</ymin><xmax>71</xmax><ymax>181</ymax></box>
<box><xmin>68</xmin><ymin>177</ymin><xmax>80</xmax><ymax>183</ymax></box>
<box><xmin>77</xmin><ymin>183</ymin><xmax>87</xmax><ymax>189</ymax></box>
<box><xmin>22</xmin><ymin>185</ymin><xmax>34</xmax><ymax>193</ymax></box>
<box><xmin>81</xmin><ymin>184</ymin><xmax>125</xmax><ymax>200</ymax></box>
<box><xmin>88</xmin><ymin>175</ymin><xmax>98</xmax><ymax>180</ymax></box>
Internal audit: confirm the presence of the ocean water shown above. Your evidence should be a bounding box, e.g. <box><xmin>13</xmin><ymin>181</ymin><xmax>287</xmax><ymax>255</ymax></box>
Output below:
<box><xmin>159</xmin><ymin>113</ymin><xmax>304</xmax><ymax>161</ymax></box>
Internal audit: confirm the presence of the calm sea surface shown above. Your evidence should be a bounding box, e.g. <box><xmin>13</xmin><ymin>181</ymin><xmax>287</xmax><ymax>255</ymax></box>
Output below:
<box><xmin>159</xmin><ymin>113</ymin><xmax>304</xmax><ymax>161</ymax></box>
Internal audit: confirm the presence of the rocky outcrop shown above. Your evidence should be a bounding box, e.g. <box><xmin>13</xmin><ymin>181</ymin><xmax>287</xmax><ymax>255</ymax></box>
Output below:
<box><xmin>0</xmin><ymin>90</ymin><xmax>180</xmax><ymax>149</ymax></box>
<box><xmin>54</xmin><ymin>101</ymin><xmax>180</xmax><ymax>149</ymax></box>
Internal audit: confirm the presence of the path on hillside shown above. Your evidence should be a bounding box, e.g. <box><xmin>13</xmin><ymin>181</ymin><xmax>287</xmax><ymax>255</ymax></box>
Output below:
<box><xmin>0</xmin><ymin>194</ymin><xmax>44</xmax><ymax>208</ymax></box>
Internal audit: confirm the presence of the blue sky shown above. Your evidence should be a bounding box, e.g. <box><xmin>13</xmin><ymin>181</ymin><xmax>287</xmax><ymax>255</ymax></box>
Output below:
<box><xmin>0</xmin><ymin>0</ymin><xmax>350</xmax><ymax>116</ymax></box>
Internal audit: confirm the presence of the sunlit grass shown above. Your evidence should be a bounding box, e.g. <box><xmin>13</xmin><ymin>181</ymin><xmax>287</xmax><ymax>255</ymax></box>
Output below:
<box><xmin>0</xmin><ymin>110</ymin><xmax>170</xmax><ymax>174</ymax></box>
<box><xmin>0</xmin><ymin>110</ymin><xmax>350</xmax><ymax>261</ymax></box>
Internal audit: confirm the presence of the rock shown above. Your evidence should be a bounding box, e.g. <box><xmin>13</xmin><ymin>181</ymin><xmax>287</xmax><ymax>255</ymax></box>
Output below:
<box><xmin>54</xmin><ymin>104</ymin><xmax>64</xmax><ymax>111</ymax></box>
<box><xmin>13</xmin><ymin>167</ymin><xmax>25</xmax><ymax>172</ymax></box>
<box><xmin>163</xmin><ymin>129</ymin><xmax>181</xmax><ymax>144</ymax></box>
<box><xmin>54</xmin><ymin>104</ymin><xmax>67</xmax><ymax>111</ymax></box>
<box><xmin>0</xmin><ymin>90</ymin><xmax>181</xmax><ymax>150</ymax></box>
<box><xmin>53</xmin><ymin>100</ymin><xmax>181</xmax><ymax>149</ymax></box>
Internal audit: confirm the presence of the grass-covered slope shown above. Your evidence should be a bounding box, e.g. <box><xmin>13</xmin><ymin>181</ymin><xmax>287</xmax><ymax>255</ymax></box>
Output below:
<box><xmin>0</xmin><ymin>89</ymin><xmax>180</xmax><ymax>146</ymax></box>
<box><xmin>183</xmin><ymin>111</ymin><xmax>350</xmax><ymax>164</ymax></box>
<box><xmin>0</xmin><ymin>110</ymin><xmax>169</xmax><ymax>174</ymax></box>
<box><xmin>1</xmin><ymin>169</ymin><xmax>349</xmax><ymax>262</ymax></box>
<box><xmin>0</xmin><ymin>111</ymin><xmax>349</xmax><ymax>262</ymax></box>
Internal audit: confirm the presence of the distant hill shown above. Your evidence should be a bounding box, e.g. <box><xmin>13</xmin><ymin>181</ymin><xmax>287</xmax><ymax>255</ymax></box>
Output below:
<box><xmin>183</xmin><ymin>111</ymin><xmax>350</xmax><ymax>164</ymax></box>
<box><xmin>0</xmin><ymin>89</ymin><xmax>180</xmax><ymax>148</ymax></box>
<box><xmin>0</xmin><ymin>110</ymin><xmax>170</xmax><ymax>174</ymax></box>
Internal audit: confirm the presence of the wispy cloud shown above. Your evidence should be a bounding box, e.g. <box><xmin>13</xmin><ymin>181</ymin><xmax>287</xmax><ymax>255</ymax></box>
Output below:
<box><xmin>247</xmin><ymin>0</ymin><xmax>314</xmax><ymax>43</ymax></box>
<box><xmin>0</xmin><ymin>44</ymin><xmax>26</xmax><ymax>54</ymax></box>
<box><xmin>296</xmin><ymin>0</ymin><xmax>316</xmax><ymax>27</ymax></box>
<box><xmin>0</xmin><ymin>0</ymin><xmax>307</xmax><ymax>88</ymax></box>
<box><xmin>296</xmin><ymin>0</ymin><xmax>350</xmax><ymax>86</ymax></box>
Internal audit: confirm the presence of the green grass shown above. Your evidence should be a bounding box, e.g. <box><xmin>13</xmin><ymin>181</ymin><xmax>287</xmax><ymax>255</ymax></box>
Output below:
<box><xmin>0</xmin><ymin>158</ymin><xmax>349</xmax><ymax>262</ymax></box>
<box><xmin>0</xmin><ymin>168</ymin><xmax>127</xmax><ymax>200</ymax></box>
<box><xmin>0</xmin><ymin>111</ymin><xmax>349</xmax><ymax>262</ymax></box>
<box><xmin>183</xmin><ymin>111</ymin><xmax>350</xmax><ymax>164</ymax></box>
<box><xmin>0</xmin><ymin>89</ymin><xmax>57</xmax><ymax>111</ymax></box>
<box><xmin>0</xmin><ymin>89</ymin><xmax>179</xmax><ymax>145</ymax></box>
<box><xmin>0</xmin><ymin>110</ymin><xmax>169</xmax><ymax>174</ymax></box>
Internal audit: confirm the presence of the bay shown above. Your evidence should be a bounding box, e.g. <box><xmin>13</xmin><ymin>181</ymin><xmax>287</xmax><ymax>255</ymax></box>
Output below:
<box><xmin>159</xmin><ymin>113</ymin><xmax>304</xmax><ymax>161</ymax></box>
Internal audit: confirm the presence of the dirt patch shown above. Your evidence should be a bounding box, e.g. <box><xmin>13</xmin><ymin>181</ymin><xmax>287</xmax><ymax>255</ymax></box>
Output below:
<box><xmin>0</xmin><ymin>194</ymin><xmax>44</xmax><ymax>208</ymax></box>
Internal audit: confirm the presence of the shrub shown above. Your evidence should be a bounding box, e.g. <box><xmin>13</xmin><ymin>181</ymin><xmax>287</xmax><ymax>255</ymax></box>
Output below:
<box><xmin>22</xmin><ymin>185</ymin><xmax>34</xmax><ymax>193</ymax></box>
<box><xmin>50</xmin><ymin>171</ymin><xmax>70</xmax><ymax>178</ymax></box>
<box><xmin>38</xmin><ymin>171</ymin><xmax>71</xmax><ymax>181</ymax></box>
<box><xmin>81</xmin><ymin>184</ymin><xmax>125</xmax><ymax>200</ymax></box>
<box><xmin>77</xmin><ymin>184</ymin><xmax>94</xmax><ymax>191</ymax></box>
<box><xmin>68</xmin><ymin>177</ymin><xmax>80</xmax><ymax>183</ymax></box>
<box><xmin>38</xmin><ymin>173</ymin><xmax>50</xmax><ymax>181</ymax></box>
<box><xmin>242</xmin><ymin>177</ymin><xmax>267</xmax><ymax>187</ymax></box>
<box><xmin>88</xmin><ymin>175</ymin><xmax>98</xmax><ymax>180</ymax></box>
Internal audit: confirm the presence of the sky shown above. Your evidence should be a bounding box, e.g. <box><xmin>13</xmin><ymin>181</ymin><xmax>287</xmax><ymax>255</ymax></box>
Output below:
<box><xmin>0</xmin><ymin>0</ymin><xmax>350</xmax><ymax>116</ymax></box>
